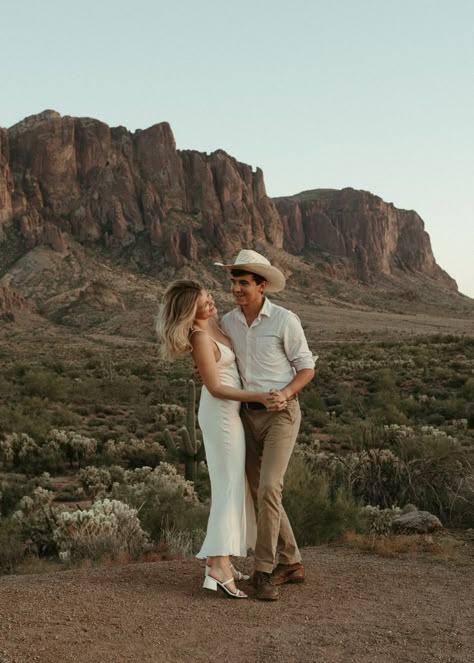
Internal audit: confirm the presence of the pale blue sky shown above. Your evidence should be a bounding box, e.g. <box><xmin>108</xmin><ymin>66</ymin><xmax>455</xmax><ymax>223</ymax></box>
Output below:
<box><xmin>2</xmin><ymin>0</ymin><xmax>473</xmax><ymax>296</ymax></box>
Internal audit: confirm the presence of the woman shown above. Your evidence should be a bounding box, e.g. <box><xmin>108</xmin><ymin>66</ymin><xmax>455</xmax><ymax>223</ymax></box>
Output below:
<box><xmin>157</xmin><ymin>279</ymin><xmax>282</xmax><ymax>599</ymax></box>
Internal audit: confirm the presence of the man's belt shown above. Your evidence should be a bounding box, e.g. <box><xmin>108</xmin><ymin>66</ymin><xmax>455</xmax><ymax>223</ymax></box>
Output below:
<box><xmin>242</xmin><ymin>396</ymin><xmax>297</xmax><ymax>411</ymax></box>
<box><xmin>241</xmin><ymin>401</ymin><xmax>267</xmax><ymax>410</ymax></box>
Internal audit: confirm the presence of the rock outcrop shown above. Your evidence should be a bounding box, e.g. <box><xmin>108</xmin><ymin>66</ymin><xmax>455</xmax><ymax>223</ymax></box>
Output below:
<box><xmin>1</xmin><ymin>111</ymin><xmax>282</xmax><ymax>271</ymax></box>
<box><xmin>275</xmin><ymin>188</ymin><xmax>456</xmax><ymax>286</ymax></box>
<box><xmin>0</xmin><ymin>285</ymin><xmax>36</xmax><ymax>321</ymax></box>
<box><xmin>0</xmin><ymin>111</ymin><xmax>456</xmax><ymax>290</ymax></box>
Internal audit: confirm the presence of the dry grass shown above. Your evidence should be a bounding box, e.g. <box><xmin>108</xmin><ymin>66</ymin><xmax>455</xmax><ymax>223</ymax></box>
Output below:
<box><xmin>340</xmin><ymin>531</ymin><xmax>465</xmax><ymax>560</ymax></box>
<box><xmin>14</xmin><ymin>556</ymin><xmax>65</xmax><ymax>576</ymax></box>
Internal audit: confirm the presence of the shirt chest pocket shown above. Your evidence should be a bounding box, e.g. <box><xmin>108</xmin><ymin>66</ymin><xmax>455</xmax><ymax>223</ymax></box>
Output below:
<box><xmin>255</xmin><ymin>335</ymin><xmax>281</xmax><ymax>361</ymax></box>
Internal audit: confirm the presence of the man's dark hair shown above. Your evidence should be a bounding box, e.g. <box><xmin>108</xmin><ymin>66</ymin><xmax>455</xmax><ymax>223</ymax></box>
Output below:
<box><xmin>230</xmin><ymin>268</ymin><xmax>267</xmax><ymax>286</ymax></box>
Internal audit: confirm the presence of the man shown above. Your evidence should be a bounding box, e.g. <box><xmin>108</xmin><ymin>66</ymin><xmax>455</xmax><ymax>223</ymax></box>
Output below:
<box><xmin>217</xmin><ymin>249</ymin><xmax>316</xmax><ymax>601</ymax></box>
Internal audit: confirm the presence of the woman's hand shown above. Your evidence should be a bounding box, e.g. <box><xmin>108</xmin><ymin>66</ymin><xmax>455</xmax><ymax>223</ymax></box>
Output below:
<box><xmin>259</xmin><ymin>391</ymin><xmax>287</xmax><ymax>410</ymax></box>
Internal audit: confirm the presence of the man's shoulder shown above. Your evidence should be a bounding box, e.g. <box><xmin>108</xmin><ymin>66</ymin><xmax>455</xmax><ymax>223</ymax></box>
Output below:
<box><xmin>267</xmin><ymin>300</ymin><xmax>297</xmax><ymax>321</ymax></box>
<box><xmin>221</xmin><ymin>308</ymin><xmax>238</xmax><ymax>323</ymax></box>
<box><xmin>220</xmin><ymin>308</ymin><xmax>239</xmax><ymax>330</ymax></box>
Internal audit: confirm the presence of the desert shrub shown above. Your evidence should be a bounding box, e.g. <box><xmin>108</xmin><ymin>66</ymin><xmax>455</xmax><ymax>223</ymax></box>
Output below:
<box><xmin>311</xmin><ymin>425</ymin><xmax>474</xmax><ymax>526</ymax></box>
<box><xmin>21</xmin><ymin>369</ymin><xmax>66</xmax><ymax>401</ymax></box>
<box><xmin>349</xmin><ymin>420</ymin><xmax>384</xmax><ymax>450</ymax></box>
<box><xmin>192</xmin><ymin>461</ymin><xmax>211</xmax><ymax>502</ymax></box>
<box><xmin>54</xmin><ymin>484</ymin><xmax>85</xmax><ymax>503</ymax></box>
<box><xmin>45</xmin><ymin>429</ymin><xmax>97</xmax><ymax>468</ymax></box>
<box><xmin>154</xmin><ymin>403</ymin><xmax>185</xmax><ymax>427</ymax></box>
<box><xmin>118</xmin><ymin>438</ymin><xmax>165</xmax><ymax>468</ymax></box>
<box><xmin>1</xmin><ymin>477</ymin><xmax>30</xmax><ymax>516</ymax></box>
<box><xmin>0</xmin><ymin>517</ymin><xmax>26</xmax><ymax>573</ymax></box>
<box><xmin>78</xmin><ymin>465</ymin><xmax>125</xmax><ymax>498</ymax></box>
<box><xmin>110</xmin><ymin>463</ymin><xmax>209</xmax><ymax>542</ymax></box>
<box><xmin>463</xmin><ymin>378</ymin><xmax>474</xmax><ymax>400</ymax></box>
<box><xmin>53</xmin><ymin>499</ymin><xmax>148</xmax><ymax>561</ymax></box>
<box><xmin>0</xmin><ymin>432</ymin><xmax>64</xmax><ymax>474</ymax></box>
<box><xmin>0</xmin><ymin>433</ymin><xmax>38</xmax><ymax>471</ymax></box>
<box><xmin>12</xmin><ymin>487</ymin><xmax>60</xmax><ymax>556</ymax></box>
<box><xmin>102</xmin><ymin>376</ymin><xmax>142</xmax><ymax>403</ymax></box>
<box><xmin>362</xmin><ymin>505</ymin><xmax>402</xmax><ymax>537</ymax></box>
<box><xmin>283</xmin><ymin>454</ymin><xmax>364</xmax><ymax>545</ymax></box>
<box><xmin>160</xmin><ymin>521</ymin><xmax>206</xmax><ymax>557</ymax></box>
<box><xmin>100</xmin><ymin>437</ymin><xmax>166</xmax><ymax>468</ymax></box>
<box><xmin>1</xmin><ymin>474</ymin><xmax>53</xmax><ymax>516</ymax></box>
<box><xmin>425</xmin><ymin>413</ymin><xmax>445</xmax><ymax>426</ymax></box>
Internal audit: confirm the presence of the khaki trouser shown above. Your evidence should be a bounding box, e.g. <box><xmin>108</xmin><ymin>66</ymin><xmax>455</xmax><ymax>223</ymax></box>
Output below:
<box><xmin>241</xmin><ymin>398</ymin><xmax>302</xmax><ymax>574</ymax></box>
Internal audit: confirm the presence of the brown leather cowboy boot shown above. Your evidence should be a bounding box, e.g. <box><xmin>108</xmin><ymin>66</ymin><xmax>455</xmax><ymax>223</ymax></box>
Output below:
<box><xmin>253</xmin><ymin>571</ymin><xmax>280</xmax><ymax>601</ymax></box>
<box><xmin>271</xmin><ymin>562</ymin><xmax>305</xmax><ymax>585</ymax></box>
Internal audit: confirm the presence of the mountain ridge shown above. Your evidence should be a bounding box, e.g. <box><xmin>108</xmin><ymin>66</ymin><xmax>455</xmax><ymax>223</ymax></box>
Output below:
<box><xmin>0</xmin><ymin>111</ymin><xmax>471</xmax><ymax>332</ymax></box>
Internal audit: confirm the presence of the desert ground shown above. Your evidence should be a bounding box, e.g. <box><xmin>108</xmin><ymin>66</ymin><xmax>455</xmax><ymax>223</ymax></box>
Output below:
<box><xmin>0</xmin><ymin>544</ymin><xmax>473</xmax><ymax>663</ymax></box>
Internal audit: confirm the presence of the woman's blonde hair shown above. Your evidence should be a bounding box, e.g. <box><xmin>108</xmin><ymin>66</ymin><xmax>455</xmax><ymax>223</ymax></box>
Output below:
<box><xmin>156</xmin><ymin>279</ymin><xmax>203</xmax><ymax>360</ymax></box>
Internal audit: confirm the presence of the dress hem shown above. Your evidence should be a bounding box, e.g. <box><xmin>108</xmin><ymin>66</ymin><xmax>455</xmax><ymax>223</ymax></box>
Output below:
<box><xmin>196</xmin><ymin>551</ymin><xmax>249</xmax><ymax>559</ymax></box>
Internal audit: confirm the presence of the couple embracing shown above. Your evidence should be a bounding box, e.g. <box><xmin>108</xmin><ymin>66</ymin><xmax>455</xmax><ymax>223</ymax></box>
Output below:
<box><xmin>158</xmin><ymin>250</ymin><xmax>315</xmax><ymax>601</ymax></box>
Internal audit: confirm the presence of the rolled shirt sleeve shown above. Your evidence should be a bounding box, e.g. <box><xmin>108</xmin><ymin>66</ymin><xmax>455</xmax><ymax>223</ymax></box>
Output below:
<box><xmin>283</xmin><ymin>312</ymin><xmax>317</xmax><ymax>372</ymax></box>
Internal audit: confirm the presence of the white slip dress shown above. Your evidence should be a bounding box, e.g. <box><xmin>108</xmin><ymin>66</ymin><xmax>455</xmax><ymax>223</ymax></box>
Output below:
<box><xmin>196</xmin><ymin>338</ymin><xmax>257</xmax><ymax>558</ymax></box>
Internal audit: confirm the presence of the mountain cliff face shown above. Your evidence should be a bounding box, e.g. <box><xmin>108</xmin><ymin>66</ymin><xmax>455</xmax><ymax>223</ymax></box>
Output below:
<box><xmin>0</xmin><ymin>110</ymin><xmax>282</xmax><ymax>271</ymax></box>
<box><xmin>0</xmin><ymin>110</ymin><xmax>456</xmax><ymax>291</ymax></box>
<box><xmin>275</xmin><ymin>189</ymin><xmax>456</xmax><ymax>287</ymax></box>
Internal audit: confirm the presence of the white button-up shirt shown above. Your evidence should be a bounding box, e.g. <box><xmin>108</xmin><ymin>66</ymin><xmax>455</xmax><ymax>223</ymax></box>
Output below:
<box><xmin>220</xmin><ymin>297</ymin><xmax>316</xmax><ymax>392</ymax></box>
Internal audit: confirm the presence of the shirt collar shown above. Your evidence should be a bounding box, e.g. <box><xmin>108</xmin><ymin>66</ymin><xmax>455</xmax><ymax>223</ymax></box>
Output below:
<box><xmin>235</xmin><ymin>297</ymin><xmax>273</xmax><ymax>324</ymax></box>
<box><xmin>260</xmin><ymin>297</ymin><xmax>273</xmax><ymax>318</ymax></box>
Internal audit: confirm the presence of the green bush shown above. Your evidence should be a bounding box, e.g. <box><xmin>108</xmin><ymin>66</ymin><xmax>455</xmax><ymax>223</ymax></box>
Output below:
<box><xmin>12</xmin><ymin>487</ymin><xmax>60</xmax><ymax>556</ymax></box>
<box><xmin>22</xmin><ymin>369</ymin><xmax>66</xmax><ymax>401</ymax></box>
<box><xmin>0</xmin><ymin>517</ymin><xmax>26</xmax><ymax>573</ymax></box>
<box><xmin>313</xmin><ymin>425</ymin><xmax>474</xmax><ymax>526</ymax></box>
<box><xmin>160</xmin><ymin>521</ymin><xmax>206</xmax><ymax>557</ymax></box>
<box><xmin>283</xmin><ymin>454</ymin><xmax>364</xmax><ymax>545</ymax></box>
<box><xmin>110</xmin><ymin>463</ymin><xmax>209</xmax><ymax>542</ymax></box>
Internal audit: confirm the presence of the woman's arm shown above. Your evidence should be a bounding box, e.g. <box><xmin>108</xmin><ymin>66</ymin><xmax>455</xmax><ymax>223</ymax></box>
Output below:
<box><xmin>190</xmin><ymin>331</ymin><xmax>270</xmax><ymax>404</ymax></box>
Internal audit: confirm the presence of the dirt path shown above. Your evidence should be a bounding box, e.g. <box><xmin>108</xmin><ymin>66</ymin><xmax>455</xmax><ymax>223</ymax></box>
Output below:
<box><xmin>0</xmin><ymin>546</ymin><xmax>472</xmax><ymax>663</ymax></box>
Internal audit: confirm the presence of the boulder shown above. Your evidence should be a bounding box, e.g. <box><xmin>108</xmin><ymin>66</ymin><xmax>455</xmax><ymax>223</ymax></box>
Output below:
<box><xmin>392</xmin><ymin>510</ymin><xmax>443</xmax><ymax>534</ymax></box>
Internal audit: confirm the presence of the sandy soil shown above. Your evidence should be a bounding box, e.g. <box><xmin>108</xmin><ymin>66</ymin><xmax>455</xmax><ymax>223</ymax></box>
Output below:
<box><xmin>0</xmin><ymin>546</ymin><xmax>473</xmax><ymax>663</ymax></box>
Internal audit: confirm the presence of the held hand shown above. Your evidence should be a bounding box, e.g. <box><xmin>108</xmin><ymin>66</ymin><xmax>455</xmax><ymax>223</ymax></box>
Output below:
<box><xmin>269</xmin><ymin>389</ymin><xmax>288</xmax><ymax>406</ymax></box>
<box><xmin>260</xmin><ymin>390</ymin><xmax>287</xmax><ymax>411</ymax></box>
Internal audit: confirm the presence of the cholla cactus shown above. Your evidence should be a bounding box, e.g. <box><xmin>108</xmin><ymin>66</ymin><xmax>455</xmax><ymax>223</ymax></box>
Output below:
<box><xmin>46</xmin><ymin>429</ymin><xmax>97</xmax><ymax>468</ymax></box>
<box><xmin>362</xmin><ymin>505</ymin><xmax>402</xmax><ymax>537</ymax></box>
<box><xmin>111</xmin><ymin>462</ymin><xmax>198</xmax><ymax>521</ymax></box>
<box><xmin>13</xmin><ymin>487</ymin><xmax>59</xmax><ymax>555</ymax></box>
<box><xmin>78</xmin><ymin>466</ymin><xmax>115</xmax><ymax>498</ymax></box>
<box><xmin>120</xmin><ymin>462</ymin><xmax>198</xmax><ymax>504</ymax></box>
<box><xmin>0</xmin><ymin>433</ymin><xmax>38</xmax><ymax>469</ymax></box>
<box><xmin>102</xmin><ymin>437</ymin><xmax>165</xmax><ymax>467</ymax></box>
<box><xmin>155</xmin><ymin>403</ymin><xmax>186</xmax><ymax>426</ymax></box>
<box><xmin>163</xmin><ymin>379</ymin><xmax>205</xmax><ymax>482</ymax></box>
<box><xmin>54</xmin><ymin>498</ymin><xmax>148</xmax><ymax>561</ymax></box>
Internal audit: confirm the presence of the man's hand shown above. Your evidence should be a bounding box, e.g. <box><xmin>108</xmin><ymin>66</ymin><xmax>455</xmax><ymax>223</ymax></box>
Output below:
<box><xmin>264</xmin><ymin>389</ymin><xmax>287</xmax><ymax>411</ymax></box>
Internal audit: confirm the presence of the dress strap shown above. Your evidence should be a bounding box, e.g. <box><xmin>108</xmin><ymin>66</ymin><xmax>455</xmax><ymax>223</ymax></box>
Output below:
<box><xmin>189</xmin><ymin>328</ymin><xmax>206</xmax><ymax>338</ymax></box>
<box><xmin>189</xmin><ymin>328</ymin><xmax>221</xmax><ymax>361</ymax></box>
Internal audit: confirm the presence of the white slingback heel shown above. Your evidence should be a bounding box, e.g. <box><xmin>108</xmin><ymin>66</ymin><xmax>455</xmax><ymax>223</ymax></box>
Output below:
<box><xmin>203</xmin><ymin>574</ymin><xmax>248</xmax><ymax>598</ymax></box>
<box><xmin>205</xmin><ymin>563</ymin><xmax>250</xmax><ymax>582</ymax></box>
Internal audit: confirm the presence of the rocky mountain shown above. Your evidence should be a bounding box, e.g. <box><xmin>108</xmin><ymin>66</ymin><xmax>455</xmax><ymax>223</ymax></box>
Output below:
<box><xmin>275</xmin><ymin>189</ymin><xmax>456</xmax><ymax>287</ymax></box>
<box><xmin>0</xmin><ymin>110</ymin><xmax>282</xmax><ymax>272</ymax></box>
<box><xmin>0</xmin><ymin>110</ymin><xmax>469</xmax><ymax>331</ymax></box>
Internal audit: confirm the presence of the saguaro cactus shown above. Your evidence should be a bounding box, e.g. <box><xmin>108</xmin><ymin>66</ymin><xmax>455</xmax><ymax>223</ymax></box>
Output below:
<box><xmin>163</xmin><ymin>379</ymin><xmax>205</xmax><ymax>482</ymax></box>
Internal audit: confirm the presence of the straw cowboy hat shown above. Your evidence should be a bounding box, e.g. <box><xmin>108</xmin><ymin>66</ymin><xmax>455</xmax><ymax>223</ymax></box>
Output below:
<box><xmin>215</xmin><ymin>249</ymin><xmax>286</xmax><ymax>293</ymax></box>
